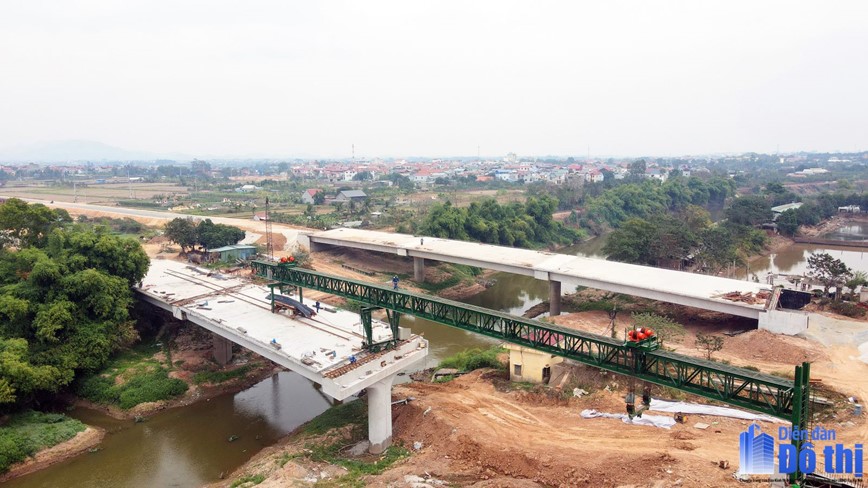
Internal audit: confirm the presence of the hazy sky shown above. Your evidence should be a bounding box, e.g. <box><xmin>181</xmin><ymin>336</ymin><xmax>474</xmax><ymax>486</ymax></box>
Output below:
<box><xmin>1</xmin><ymin>1</ymin><xmax>866</xmax><ymax>158</ymax></box>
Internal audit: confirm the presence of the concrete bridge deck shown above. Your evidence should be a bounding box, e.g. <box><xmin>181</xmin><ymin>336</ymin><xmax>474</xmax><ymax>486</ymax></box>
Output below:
<box><xmin>136</xmin><ymin>259</ymin><xmax>429</xmax><ymax>452</ymax></box>
<box><xmin>302</xmin><ymin>228</ymin><xmax>774</xmax><ymax>320</ymax></box>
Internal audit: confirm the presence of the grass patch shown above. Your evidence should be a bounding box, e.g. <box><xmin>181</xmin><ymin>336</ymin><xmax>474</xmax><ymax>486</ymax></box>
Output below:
<box><xmin>279</xmin><ymin>399</ymin><xmax>411</xmax><ymax>487</ymax></box>
<box><xmin>78</xmin><ymin>369</ymin><xmax>188</xmax><ymax>409</ymax></box>
<box><xmin>229</xmin><ymin>473</ymin><xmax>265</xmax><ymax>487</ymax></box>
<box><xmin>414</xmin><ymin>263</ymin><xmax>478</xmax><ymax>293</ymax></box>
<box><xmin>307</xmin><ymin>442</ymin><xmax>410</xmax><ymax>488</ymax></box>
<box><xmin>438</xmin><ymin>346</ymin><xmax>506</xmax><ymax>372</ymax></box>
<box><xmin>509</xmin><ymin>381</ymin><xmax>537</xmax><ymax>392</ymax></box>
<box><xmin>193</xmin><ymin>365</ymin><xmax>252</xmax><ymax>385</ymax></box>
<box><xmin>301</xmin><ymin>400</ymin><xmax>367</xmax><ymax>436</ymax></box>
<box><xmin>0</xmin><ymin>411</ymin><xmax>86</xmax><ymax>474</ymax></box>
<box><xmin>76</xmin><ymin>342</ymin><xmax>188</xmax><ymax>409</ymax></box>
<box><xmin>742</xmin><ymin>365</ymin><xmax>760</xmax><ymax>372</ymax></box>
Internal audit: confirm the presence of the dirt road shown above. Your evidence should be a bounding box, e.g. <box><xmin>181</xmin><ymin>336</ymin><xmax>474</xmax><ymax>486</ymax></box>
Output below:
<box><xmin>15</xmin><ymin>197</ymin><xmax>307</xmax><ymax>252</ymax></box>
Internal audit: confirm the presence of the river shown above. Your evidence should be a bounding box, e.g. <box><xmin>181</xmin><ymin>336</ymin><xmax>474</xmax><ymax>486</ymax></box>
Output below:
<box><xmin>10</xmin><ymin>226</ymin><xmax>863</xmax><ymax>487</ymax></box>
<box><xmin>7</xmin><ymin>270</ymin><xmax>557</xmax><ymax>488</ymax></box>
<box><xmin>742</xmin><ymin>221</ymin><xmax>868</xmax><ymax>278</ymax></box>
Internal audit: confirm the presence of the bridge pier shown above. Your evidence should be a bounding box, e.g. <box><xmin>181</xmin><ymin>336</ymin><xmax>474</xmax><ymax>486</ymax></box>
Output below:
<box><xmin>367</xmin><ymin>375</ymin><xmax>396</xmax><ymax>454</ymax></box>
<box><xmin>212</xmin><ymin>333</ymin><xmax>233</xmax><ymax>365</ymax></box>
<box><xmin>549</xmin><ymin>280</ymin><xmax>562</xmax><ymax>316</ymax></box>
<box><xmin>413</xmin><ymin>257</ymin><xmax>425</xmax><ymax>282</ymax></box>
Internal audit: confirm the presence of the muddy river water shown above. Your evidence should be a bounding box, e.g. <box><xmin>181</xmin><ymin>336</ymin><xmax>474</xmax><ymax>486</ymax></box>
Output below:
<box><xmin>8</xmin><ymin>226</ymin><xmax>866</xmax><ymax>487</ymax></box>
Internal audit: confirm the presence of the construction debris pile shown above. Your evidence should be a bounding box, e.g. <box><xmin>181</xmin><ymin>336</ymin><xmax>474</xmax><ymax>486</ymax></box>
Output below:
<box><xmin>719</xmin><ymin>290</ymin><xmax>771</xmax><ymax>304</ymax></box>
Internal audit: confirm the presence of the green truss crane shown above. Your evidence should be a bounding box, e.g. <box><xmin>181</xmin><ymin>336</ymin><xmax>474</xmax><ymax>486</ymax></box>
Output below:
<box><xmin>252</xmin><ymin>260</ymin><xmax>814</xmax><ymax>483</ymax></box>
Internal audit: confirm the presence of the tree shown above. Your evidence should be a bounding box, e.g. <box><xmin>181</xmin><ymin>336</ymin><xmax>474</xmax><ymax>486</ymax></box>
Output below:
<box><xmin>695</xmin><ymin>333</ymin><xmax>724</xmax><ymax>360</ymax></box>
<box><xmin>846</xmin><ymin>270</ymin><xmax>868</xmax><ymax>292</ymax></box>
<box><xmin>632</xmin><ymin>313</ymin><xmax>685</xmax><ymax>346</ymax></box>
<box><xmin>386</xmin><ymin>172</ymin><xmax>414</xmax><ymax>190</ymax></box>
<box><xmin>725</xmin><ymin>196</ymin><xmax>773</xmax><ymax>226</ymax></box>
<box><xmin>164</xmin><ymin>218</ymin><xmax>198</xmax><ymax>253</ymax></box>
<box><xmin>0</xmin><ymin>199</ymin><xmax>70</xmax><ymax>248</ymax></box>
<box><xmin>196</xmin><ymin>219</ymin><xmax>245</xmax><ymax>250</ymax></box>
<box><xmin>776</xmin><ymin>209</ymin><xmax>799</xmax><ymax>236</ymax></box>
<box><xmin>603</xmin><ymin>218</ymin><xmax>657</xmax><ymax>264</ymax></box>
<box><xmin>352</xmin><ymin>171</ymin><xmax>373</xmax><ymax>181</ymax></box>
<box><xmin>807</xmin><ymin>252</ymin><xmax>853</xmax><ymax>301</ymax></box>
<box><xmin>313</xmin><ymin>191</ymin><xmax>325</xmax><ymax>205</ymax></box>
<box><xmin>0</xmin><ymin>209</ymin><xmax>145</xmax><ymax>411</ymax></box>
<box><xmin>764</xmin><ymin>182</ymin><xmax>786</xmax><ymax>194</ymax></box>
<box><xmin>629</xmin><ymin>160</ymin><xmax>647</xmax><ymax>178</ymax></box>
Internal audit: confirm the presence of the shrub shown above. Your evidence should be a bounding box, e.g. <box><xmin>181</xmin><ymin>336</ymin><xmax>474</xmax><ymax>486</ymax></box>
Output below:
<box><xmin>193</xmin><ymin>365</ymin><xmax>252</xmax><ymax>384</ymax></box>
<box><xmin>77</xmin><ymin>368</ymin><xmax>188</xmax><ymax>409</ymax></box>
<box><xmin>438</xmin><ymin>346</ymin><xmax>506</xmax><ymax>372</ymax></box>
<box><xmin>0</xmin><ymin>411</ymin><xmax>85</xmax><ymax>474</ymax></box>
<box><xmin>77</xmin><ymin>375</ymin><xmax>118</xmax><ymax>404</ymax></box>
<box><xmin>829</xmin><ymin>301</ymin><xmax>867</xmax><ymax>318</ymax></box>
<box><xmin>117</xmin><ymin>371</ymin><xmax>188</xmax><ymax>409</ymax></box>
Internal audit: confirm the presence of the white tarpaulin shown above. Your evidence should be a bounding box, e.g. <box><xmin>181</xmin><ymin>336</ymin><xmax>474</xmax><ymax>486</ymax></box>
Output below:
<box><xmin>580</xmin><ymin>409</ymin><xmax>676</xmax><ymax>429</ymax></box>
<box><xmin>648</xmin><ymin>399</ymin><xmax>784</xmax><ymax>423</ymax></box>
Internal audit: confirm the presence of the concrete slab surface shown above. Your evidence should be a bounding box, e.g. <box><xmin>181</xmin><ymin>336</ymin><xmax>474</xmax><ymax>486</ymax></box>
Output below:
<box><xmin>308</xmin><ymin>228</ymin><xmax>772</xmax><ymax>318</ymax></box>
<box><xmin>137</xmin><ymin>259</ymin><xmax>428</xmax><ymax>400</ymax></box>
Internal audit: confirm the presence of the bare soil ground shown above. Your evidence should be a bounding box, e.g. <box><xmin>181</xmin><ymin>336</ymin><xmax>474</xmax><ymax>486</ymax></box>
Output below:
<box><xmin>547</xmin><ymin>311</ymin><xmax>826</xmax><ymax>370</ymax></box>
<box><xmin>216</xmin><ymin>330</ymin><xmax>867</xmax><ymax>487</ymax></box>
<box><xmin>798</xmin><ymin>213</ymin><xmax>868</xmax><ymax>237</ymax></box>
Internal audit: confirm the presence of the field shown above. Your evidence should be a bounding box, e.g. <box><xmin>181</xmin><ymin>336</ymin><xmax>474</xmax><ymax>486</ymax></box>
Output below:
<box><xmin>1</xmin><ymin>180</ymin><xmax>189</xmax><ymax>205</ymax></box>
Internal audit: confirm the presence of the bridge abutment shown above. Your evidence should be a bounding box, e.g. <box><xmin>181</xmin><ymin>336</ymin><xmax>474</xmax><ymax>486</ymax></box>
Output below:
<box><xmin>413</xmin><ymin>257</ymin><xmax>425</xmax><ymax>282</ymax></box>
<box><xmin>549</xmin><ymin>280</ymin><xmax>562</xmax><ymax>316</ymax></box>
<box><xmin>212</xmin><ymin>333</ymin><xmax>233</xmax><ymax>365</ymax></box>
<box><xmin>367</xmin><ymin>375</ymin><xmax>396</xmax><ymax>454</ymax></box>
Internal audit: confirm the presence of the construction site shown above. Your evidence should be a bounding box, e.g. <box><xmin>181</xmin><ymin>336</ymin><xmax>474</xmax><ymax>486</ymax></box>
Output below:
<box><xmin>22</xmin><ymin>201</ymin><xmax>868</xmax><ymax>487</ymax></box>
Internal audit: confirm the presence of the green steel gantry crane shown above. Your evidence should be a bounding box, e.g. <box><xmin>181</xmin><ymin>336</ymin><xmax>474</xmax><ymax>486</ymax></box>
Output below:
<box><xmin>252</xmin><ymin>260</ymin><xmax>815</xmax><ymax>485</ymax></box>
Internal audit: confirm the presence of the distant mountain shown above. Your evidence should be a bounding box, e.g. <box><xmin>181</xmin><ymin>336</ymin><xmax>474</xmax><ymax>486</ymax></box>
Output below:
<box><xmin>0</xmin><ymin>140</ymin><xmax>189</xmax><ymax>163</ymax></box>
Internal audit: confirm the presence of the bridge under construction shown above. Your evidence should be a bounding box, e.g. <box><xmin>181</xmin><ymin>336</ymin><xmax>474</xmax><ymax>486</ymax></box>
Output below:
<box><xmin>250</xmin><ymin>259</ymin><xmax>819</xmax><ymax>485</ymax></box>
<box><xmin>136</xmin><ymin>258</ymin><xmax>816</xmax><ymax>484</ymax></box>
<box><xmin>300</xmin><ymin>228</ymin><xmax>811</xmax><ymax>335</ymax></box>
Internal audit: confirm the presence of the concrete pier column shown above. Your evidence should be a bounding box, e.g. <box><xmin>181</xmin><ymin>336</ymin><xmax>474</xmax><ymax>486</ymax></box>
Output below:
<box><xmin>413</xmin><ymin>257</ymin><xmax>425</xmax><ymax>282</ymax></box>
<box><xmin>367</xmin><ymin>375</ymin><xmax>396</xmax><ymax>454</ymax></box>
<box><xmin>549</xmin><ymin>280</ymin><xmax>562</xmax><ymax>317</ymax></box>
<box><xmin>212</xmin><ymin>333</ymin><xmax>233</xmax><ymax>365</ymax></box>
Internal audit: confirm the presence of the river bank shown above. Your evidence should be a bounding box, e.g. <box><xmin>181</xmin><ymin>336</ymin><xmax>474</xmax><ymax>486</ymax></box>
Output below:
<box><xmin>0</xmin><ymin>427</ymin><xmax>105</xmax><ymax>483</ymax></box>
<box><xmin>0</xmin><ymin>323</ymin><xmax>286</xmax><ymax>484</ymax></box>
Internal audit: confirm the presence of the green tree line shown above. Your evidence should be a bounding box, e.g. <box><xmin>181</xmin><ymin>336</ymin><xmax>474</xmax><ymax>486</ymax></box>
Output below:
<box><xmin>417</xmin><ymin>196</ymin><xmax>583</xmax><ymax>248</ymax></box>
<box><xmin>163</xmin><ymin>217</ymin><xmax>246</xmax><ymax>253</ymax></box>
<box><xmin>581</xmin><ymin>176</ymin><xmax>735</xmax><ymax>233</ymax></box>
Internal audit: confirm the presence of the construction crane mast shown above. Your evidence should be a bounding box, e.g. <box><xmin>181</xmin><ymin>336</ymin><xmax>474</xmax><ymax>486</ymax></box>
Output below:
<box><xmin>264</xmin><ymin>197</ymin><xmax>274</xmax><ymax>261</ymax></box>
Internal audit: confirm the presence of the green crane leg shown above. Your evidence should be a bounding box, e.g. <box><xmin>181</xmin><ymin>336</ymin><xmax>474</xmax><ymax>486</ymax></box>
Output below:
<box><xmin>789</xmin><ymin>362</ymin><xmax>811</xmax><ymax>486</ymax></box>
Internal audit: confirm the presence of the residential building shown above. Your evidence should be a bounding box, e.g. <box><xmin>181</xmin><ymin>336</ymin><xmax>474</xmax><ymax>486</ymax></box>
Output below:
<box><xmin>301</xmin><ymin>188</ymin><xmax>322</xmax><ymax>205</ymax></box>
<box><xmin>334</xmin><ymin>190</ymin><xmax>368</xmax><ymax>203</ymax></box>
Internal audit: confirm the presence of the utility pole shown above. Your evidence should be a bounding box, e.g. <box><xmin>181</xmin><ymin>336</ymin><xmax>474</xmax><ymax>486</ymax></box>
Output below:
<box><xmin>73</xmin><ymin>178</ymin><xmax>77</xmax><ymax>203</ymax></box>
<box><xmin>127</xmin><ymin>165</ymin><xmax>133</xmax><ymax>199</ymax></box>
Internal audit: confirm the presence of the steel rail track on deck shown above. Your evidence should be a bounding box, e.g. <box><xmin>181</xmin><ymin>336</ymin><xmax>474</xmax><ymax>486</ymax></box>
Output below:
<box><xmin>252</xmin><ymin>261</ymin><xmax>800</xmax><ymax>419</ymax></box>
